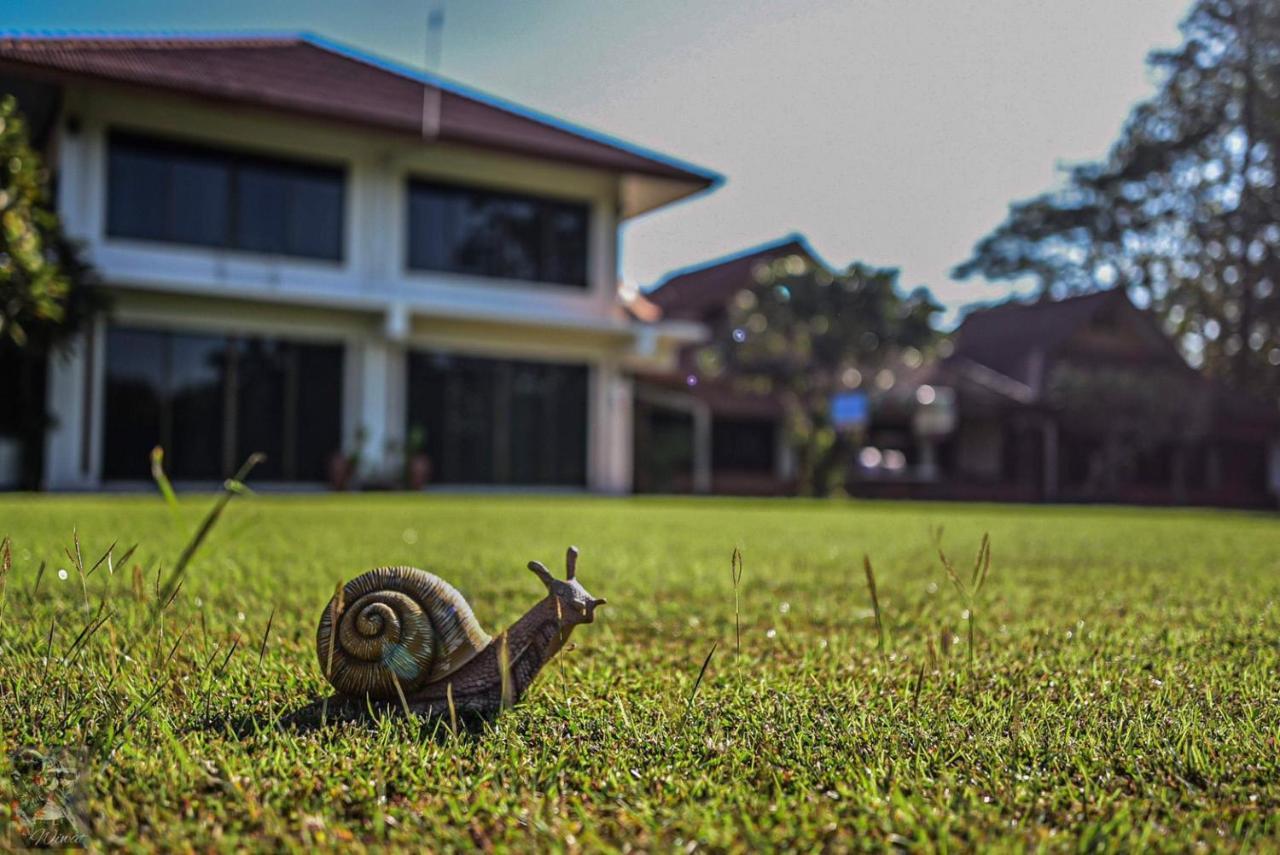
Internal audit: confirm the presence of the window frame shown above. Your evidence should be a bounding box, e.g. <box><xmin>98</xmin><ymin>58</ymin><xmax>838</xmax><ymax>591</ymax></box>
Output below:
<box><xmin>105</xmin><ymin>129</ymin><xmax>348</xmax><ymax>263</ymax></box>
<box><xmin>404</xmin><ymin>176</ymin><xmax>592</xmax><ymax>289</ymax></box>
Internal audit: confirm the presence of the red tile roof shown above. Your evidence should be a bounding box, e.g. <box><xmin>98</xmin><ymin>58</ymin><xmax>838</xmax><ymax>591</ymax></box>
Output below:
<box><xmin>0</xmin><ymin>33</ymin><xmax>717</xmax><ymax>209</ymax></box>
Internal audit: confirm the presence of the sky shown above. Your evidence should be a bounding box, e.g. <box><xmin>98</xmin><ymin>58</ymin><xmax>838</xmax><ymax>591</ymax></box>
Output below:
<box><xmin>10</xmin><ymin>0</ymin><xmax>1191</xmax><ymax>319</ymax></box>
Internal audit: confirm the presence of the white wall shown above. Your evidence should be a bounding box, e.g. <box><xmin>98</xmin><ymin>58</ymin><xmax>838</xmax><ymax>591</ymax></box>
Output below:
<box><xmin>57</xmin><ymin>85</ymin><xmax>624</xmax><ymax>332</ymax></box>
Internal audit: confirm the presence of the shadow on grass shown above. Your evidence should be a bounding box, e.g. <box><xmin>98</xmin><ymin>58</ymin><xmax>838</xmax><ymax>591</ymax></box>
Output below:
<box><xmin>197</xmin><ymin>695</ymin><xmax>499</xmax><ymax>741</ymax></box>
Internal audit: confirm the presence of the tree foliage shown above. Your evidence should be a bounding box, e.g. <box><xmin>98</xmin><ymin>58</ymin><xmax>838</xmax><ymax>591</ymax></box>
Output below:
<box><xmin>699</xmin><ymin>252</ymin><xmax>939</xmax><ymax>496</ymax></box>
<box><xmin>0</xmin><ymin>94</ymin><xmax>97</xmax><ymax>352</ymax></box>
<box><xmin>0</xmin><ymin>95</ymin><xmax>99</xmax><ymax>488</ymax></box>
<box><xmin>955</xmin><ymin>0</ymin><xmax>1280</xmax><ymax>402</ymax></box>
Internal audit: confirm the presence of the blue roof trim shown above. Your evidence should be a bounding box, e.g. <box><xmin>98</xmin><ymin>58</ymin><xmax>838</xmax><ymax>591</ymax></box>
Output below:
<box><xmin>0</xmin><ymin>28</ymin><xmax>304</xmax><ymax>41</ymax></box>
<box><xmin>0</xmin><ymin>28</ymin><xmax>721</xmax><ymax>186</ymax></box>
<box><xmin>649</xmin><ymin>232</ymin><xmax>824</xmax><ymax>291</ymax></box>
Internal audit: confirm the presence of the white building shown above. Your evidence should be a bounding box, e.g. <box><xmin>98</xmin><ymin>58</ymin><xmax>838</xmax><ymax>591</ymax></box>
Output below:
<box><xmin>0</xmin><ymin>33</ymin><xmax>714</xmax><ymax>491</ymax></box>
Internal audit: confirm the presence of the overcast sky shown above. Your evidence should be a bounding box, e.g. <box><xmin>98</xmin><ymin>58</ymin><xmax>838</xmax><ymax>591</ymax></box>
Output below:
<box><xmin>14</xmin><ymin>0</ymin><xmax>1191</xmax><ymax>319</ymax></box>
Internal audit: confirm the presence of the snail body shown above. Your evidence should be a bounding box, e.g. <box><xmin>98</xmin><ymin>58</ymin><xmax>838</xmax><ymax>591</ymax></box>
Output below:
<box><xmin>315</xmin><ymin>547</ymin><xmax>605</xmax><ymax>717</ymax></box>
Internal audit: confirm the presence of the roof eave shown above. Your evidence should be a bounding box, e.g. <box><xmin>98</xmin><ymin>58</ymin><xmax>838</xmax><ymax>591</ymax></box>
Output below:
<box><xmin>620</xmin><ymin>172</ymin><xmax>720</xmax><ymax>220</ymax></box>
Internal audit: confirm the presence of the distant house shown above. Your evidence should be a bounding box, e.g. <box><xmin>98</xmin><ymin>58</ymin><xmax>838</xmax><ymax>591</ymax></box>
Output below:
<box><xmin>889</xmin><ymin>288</ymin><xmax>1280</xmax><ymax>507</ymax></box>
<box><xmin>635</xmin><ymin>236</ymin><xmax>811</xmax><ymax>494</ymax></box>
<box><xmin>641</xmin><ymin>238</ymin><xmax>1280</xmax><ymax>507</ymax></box>
<box><xmin>0</xmin><ymin>33</ymin><xmax>715</xmax><ymax>491</ymax></box>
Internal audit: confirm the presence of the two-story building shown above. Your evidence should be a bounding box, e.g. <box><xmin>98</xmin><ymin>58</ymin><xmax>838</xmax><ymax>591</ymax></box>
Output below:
<box><xmin>0</xmin><ymin>33</ymin><xmax>715</xmax><ymax>491</ymax></box>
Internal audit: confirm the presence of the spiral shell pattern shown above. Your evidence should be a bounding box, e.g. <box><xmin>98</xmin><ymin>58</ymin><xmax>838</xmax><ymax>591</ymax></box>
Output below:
<box><xmin>316</xmin><ymin>566</ymin><xmax>492</xmax><ymax>699</ymax></box>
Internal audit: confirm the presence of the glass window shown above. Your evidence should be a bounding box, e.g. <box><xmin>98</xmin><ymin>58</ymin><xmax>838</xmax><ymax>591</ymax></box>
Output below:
<box><xmin>712</xmin><ymin>417</ymin><xmax>776</xmax><ymax>472</ymax></box>
<box><xmin>103</xmin><ymin>326</ymin><xmax>343</xmax><ymax>482</ymax></box>
<box><xmin>166</xmin><ymin>333</ymin><xmax>229</xmax><ymax>480</ymax></box>
<box><xmin>407</xmin><ymin>351</ymin><xmax>588</xmax><ymax>485</ymax></box>
<box><xmin>102</xmin><ymin>328</ymin><xmax>168</xmax><ymax>481</ymax></box>
<box><xmin>107</xmin><ymin>132</ymin><xmax>345</xmax><ymax>261</ymax></box>
<box><xmin>406</xmin><ymin>180</ymin><xmax>589</xmax><ymax>287</ymax></box>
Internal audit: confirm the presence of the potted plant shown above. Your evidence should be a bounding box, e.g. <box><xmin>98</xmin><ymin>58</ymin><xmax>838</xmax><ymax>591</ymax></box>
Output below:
<box><xmin>328</xmin><ymin>426</ymin><xmax>366</xmax><ymax>491</ymax></box>
<box><xmin>405</xmin><ymin>425</ymin><xmax>431</xmax><ymax>490</ymax></box>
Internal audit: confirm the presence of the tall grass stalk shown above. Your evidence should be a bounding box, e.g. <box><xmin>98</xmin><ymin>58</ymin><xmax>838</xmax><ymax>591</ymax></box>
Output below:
<box><xmin>731</xmin><ymin>547</ymin><xmax>743</xmax><ymax>660</ymax></box>
<box><xmin>938</xmin><ymin>532</ymin><xmax>992</xmax><ymax>665</ymax></box>
<box><xmin>680</xmin><ymin>641</ymin><xmax>718</xmax><ymax>728</ymax></box>
<box><xmin>863</xmin><ymin>554</ymin><xmax>886</xmax><ymax>657</ymax></box>
<box><xmin>155</xmin><ymin>452</ymin><xmax>265</xmax><ymax>611</ymax></box>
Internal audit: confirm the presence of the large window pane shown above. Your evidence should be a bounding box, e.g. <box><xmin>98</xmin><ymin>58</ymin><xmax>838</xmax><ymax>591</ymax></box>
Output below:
<box><xmin>233</xmin><ymin>164</ymin><xmax>289</xmax><ymax>254</ymax></box>
<box><xmin>287</xmin><ymin>170</ymin><xmax>345</xmax><ymax>260</ymax></box>
<box><xmin>102</xmin><ymin>328</ymin><xmax>168</xmax><ymax>480</ymax></box>
<box><xmin>167</xmin><ymin>334</ymin><xmax>228</xmax><ymax>480</ymax></box>
<box><xmin>235</xmin><ymin>338</ymin><xmax>287</xmax><ymax>480</ymax></box>
<box><xmin>168</xmin><ymin>155</ymin><xmax>230</xmax><ymax>247</ymax></box>
<box><xmin>407</xmin><ymin>351</ymin><xmax>587</xmax><ymax>485</ymax></box>
<box><xmin>406</xmin><ymin>180</ymin><xmax>589</xmax><ymax>287</ymax></box>
<box><xmin>103</xmin><ymin>326</ymin><xmax>342</xmax><ymax>482</ymax></box>
<box><xmin>106</xmin><ymin>147</ymin><xmax>169</xmax><ymax>242</ymax></box>
<box><xmin>293</xmin><ymin>344</ymin><xmax>344</xmax><ymax>480</ymax></box>
<box><xmin>107</xmin><ymin>132</ymin><xmax>344</xmax><ymax>261</ymax></box>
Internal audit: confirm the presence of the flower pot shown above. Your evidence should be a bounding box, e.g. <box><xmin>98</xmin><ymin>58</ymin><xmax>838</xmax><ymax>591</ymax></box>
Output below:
<box><xmin>407</xmin><ymin>454</ymin><xmax>432</xmax><ymax>490</ymax></box>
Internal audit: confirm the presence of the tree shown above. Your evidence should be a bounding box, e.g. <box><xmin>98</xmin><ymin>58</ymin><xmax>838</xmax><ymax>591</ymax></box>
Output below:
<box><xmin>0</xmin><ymin>95</ymin><xmax>100</xmax><ymax>487</ymax></box>
<box><xmin>955</xmin><ymin>0</ymin><xmax>1280</xmax><ymax>404</ymax></box>
<box><xmin>697</xmin><ymin>251</ymin><xmax>940</xmax><ymax>496</ymax></box>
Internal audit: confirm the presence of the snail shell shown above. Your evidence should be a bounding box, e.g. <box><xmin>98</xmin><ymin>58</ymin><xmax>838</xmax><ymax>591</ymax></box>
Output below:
<box><xmin>315</xmin><ymin>566</ymin><xmax>492</xmax><ymax>699</ymax></box>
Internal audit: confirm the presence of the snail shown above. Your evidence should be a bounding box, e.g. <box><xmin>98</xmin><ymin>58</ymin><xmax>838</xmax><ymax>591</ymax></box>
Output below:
<box><xmin>315</xmin><ymin>546</ymin><xmax>605</xmax><ymax>718</ymax></box>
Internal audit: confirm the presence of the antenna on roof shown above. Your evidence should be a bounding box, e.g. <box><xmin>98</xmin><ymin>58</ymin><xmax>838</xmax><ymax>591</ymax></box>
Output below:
<box><xmin>421</xmin><ymin>0</ymin><xmax>445</xmax><ymax>140</ymax></box>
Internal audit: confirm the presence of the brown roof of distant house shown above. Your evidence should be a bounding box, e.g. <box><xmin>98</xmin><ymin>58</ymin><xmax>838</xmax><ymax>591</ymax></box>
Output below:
<box><xmin>647</xmin><ymin>235</ymin><xmax>818</xmax><ymax>322</ymax></box>
<box><xmin>0</xmin><ymin>33</ymin><xmax>718</xmax><ymax>216</ymax></box>
<box><xmin>949</xmin><ymin>288</ymin><xmax>1279</xmax><ymax>429</ymax></box>
<box><xmin>951</xmin><ymin>289</ymin><xmax>1135</xmax><ymax>388</ymax></box>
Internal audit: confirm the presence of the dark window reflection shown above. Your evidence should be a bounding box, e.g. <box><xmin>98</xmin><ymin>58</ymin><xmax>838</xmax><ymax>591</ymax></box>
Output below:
<box><xmin>103</xmin><ymin>326</ymin><xmax>342</xmax><ymax>481</ymax></box>
<box><xmin>712</xmin><ymin>417</ymin><xmax>776</xmax><ymax>472</ymax></box>
<box><xmin>107</xmin><ymin>132</ymin><xmax>344</xmax><ymax>261</ymax></box>
<box><xmin>406</xmin><ymin>180</ymin><xmax>589</xmax><ymax>287</ymax></box>
<box><xmin>406</xmin><ymin>351</ymin><xmax>587</xmax><ymax>485</ymax></box>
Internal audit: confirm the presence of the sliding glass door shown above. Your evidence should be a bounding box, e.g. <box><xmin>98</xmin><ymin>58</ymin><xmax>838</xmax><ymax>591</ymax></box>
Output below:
<box><xmin>407</xmin><ymin>351</ymin><xmax>588</xmax><ymax>486</ymax></box>
<box><xmin>103</xmin><ymin>326</ymin><xmax>342</xmax><ymax>481</ymax></box>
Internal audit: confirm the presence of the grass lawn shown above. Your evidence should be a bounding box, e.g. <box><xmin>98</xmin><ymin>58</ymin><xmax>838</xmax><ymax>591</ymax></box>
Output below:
<box><xmin>1</xmin><ymin>493</ymin><xmax>1278</xmax><ymax>851</ymax></box>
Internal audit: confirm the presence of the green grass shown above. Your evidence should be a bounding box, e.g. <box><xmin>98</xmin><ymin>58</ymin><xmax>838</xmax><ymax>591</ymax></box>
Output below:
<box><xmin>1</xmin><ymin>493</ymin><xmax>1278</xmax><ymax>851</ymax></box>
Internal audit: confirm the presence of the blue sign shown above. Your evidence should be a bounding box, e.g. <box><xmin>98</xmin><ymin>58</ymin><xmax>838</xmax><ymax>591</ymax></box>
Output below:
<box><xmin>830</xmin><ymin>391</ymin><xmax>870</xmax><ymax>430</ymax></box>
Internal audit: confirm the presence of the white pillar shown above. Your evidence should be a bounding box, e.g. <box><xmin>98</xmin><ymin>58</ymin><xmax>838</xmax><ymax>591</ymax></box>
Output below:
<box><xmin>346</xmin><ymin>336</ymin><xmax>405</xmax><ymax>483</ymax></box>
<box><xmin>589</xmin><ymin>358</ymin><xmax>634</xmax><ymax>493</ymax></box>
<box><xmin>44</xmin><ymin>319</ymin><xmax>104</xmax><ymax>490</ymax></box>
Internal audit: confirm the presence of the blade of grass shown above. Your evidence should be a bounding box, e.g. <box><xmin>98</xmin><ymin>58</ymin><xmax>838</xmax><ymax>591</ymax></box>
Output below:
<box><xmin>975</xmin><ymin>532</ymin><xmax>993</xmax><ymax>593</ymax></box>
<box><xmin>0</xmin><ymin>536</ymin><xmax>10</xmax><ymax>621</ymax></box>
<box><xmin>86</xmin><ymin>539</ymin><xmax>118</xmax><ymax>578</ymax></box>
<box><xmin>680</xmin><ymin>641</ymin><xmax>718</xmax><ymax>728</ymax></box>
<box><xmin>154</xmin><ymin>453</ymin><xmax>265</xmax><ymax>615</ymax></box>
<box><xmin>322</xmin><ymin>580</ymin><xmax>345</xmax><ymax>728</ymax></box>
<box><xmin>498</xmin><ymin>633</ymin><xmax>514</xmax><ymax>711</ymax></box>
<box><xmin>256</xmin><ymin>606</ymin><xmax>276</xmax><ymax>672</ymax></box>
<box><xmin>447</xmin><ymin>682</ymin><xmax>458</xmax><ymax>735</ymax></box>
<box><xmin>389</xmin><ymin>670</ymin><xmax>412</xmax><ymax>718</ymax></box>
<box><xmin>150</xmin><ymin>446</ymin><xmax>179</xmax><ymax>511</ymax></box>
<box><xmin>863</xmin><ymin>554</ymin><xmax>886</xmax><ymax>657</ymax></box>
<box><xmin>939</xmin><ymin>549</ymin><xmax>967</xmax><ymax>600</ymax></box>
<box><xmin>731</xmin><ymin>547</ymin><xmax>743</xmax><ymax>660</ymax></box>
